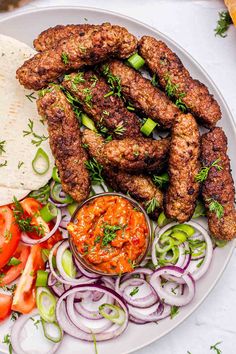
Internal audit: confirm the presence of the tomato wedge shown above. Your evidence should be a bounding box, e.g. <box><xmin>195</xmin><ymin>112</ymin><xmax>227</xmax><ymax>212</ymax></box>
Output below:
<box><xmin>0</xmin><ymin>243</ymin><xmax>30</xmax><ymax>286</ymax></box>
<box><xmin>0</xmin><ymin>206</ymin><xmax>21</xmax><ymax>268</ymax></box>
<box><xmin>20</xmin><ymin>198</ymin><xmax>50</xmax><ymax>238</ymax></box>
<box><xmin>0</xmin><ymin>294</ymin><xmax>12</xmax><ymax>322</ymax></box>
<box><xmin>12</xmin><ymin>244</ymin><xmax>44</xmax><ymax>314</ymax></box>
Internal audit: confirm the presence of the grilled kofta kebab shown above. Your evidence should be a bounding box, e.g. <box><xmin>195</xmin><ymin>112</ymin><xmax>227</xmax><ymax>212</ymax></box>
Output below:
<box><xmin>139</xmin><ymin>36</ymin><xmax>221</xmax><ymax>128</ymax></box>
<box><xmin>103</xmin><ymin>137</ymin><xmax>170</xmax><ymax>173</ymax></box>
<box><xmin>201</xmin><ymin>127</ymin><xmax>236</xmax><ymax>240</ymax></box>
<box><xmin>102</xmin><ymin>60</ymin><xmax>180</xmax><ymax>129</ymax></box>
<box><xmin>62</xmin><ymin>71</ymin><xmax>142</xmax><ymax>139</ymax></box>
<box><xmin>33</xmin><ymin>24</ymin><xmax>96</xmax><ymax>52</ymax></box>
<box><xmin>16</xmin><ymin>23</ymin><xmax>137</xmax><ymax>90</ymax></box>
<box><xmin>37</xmin><ymin>87</ymin><xmax>90</xmax><ymax>203</ymax></box>
<box><xmin>164</xmin><ymin>113</ymin><xmax>201</xmax><ymax>223</ymax></box>
<box><xmin>82</xmin><ymin>129</ymin><xmax>163</xmax><ymax>218</ymax></box>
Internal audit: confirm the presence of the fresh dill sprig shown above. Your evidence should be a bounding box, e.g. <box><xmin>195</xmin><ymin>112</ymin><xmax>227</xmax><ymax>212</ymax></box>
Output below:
<box><xmin>2</xmin><ymin>334</ymin><xmax>13</xmax><ymax>354</ymax></box>
<box><xmin>12</xmin><ymin>197</ymin><xmax>45</xmax><ymax>236</ymax></box>
<box><xmin>207</xmin><ymin>198</ymin><xmax>224</xmax><ymax>219</ymax></box>
<box><xmin>152</xmin><ymin>172</ymin><xmax>169</xmax><ymax>188</ymax></box>
<box><xmin>61</xmin><ymin>52</ymin><xmax>69</xmax><ymax>64</ymax></box>
<box><xmin>165</xmin><ymin>75</ymin><xmax>187</xmax><ymax>112</ymax></box>
<box><xmin>85</xmin><ymin>158</ymin><xmax>104</xmax><ymax>185</ymax></box>
<box><xmin>170</xmin><ymin>305</ymin><xmax>179</xmax><ymax>319</ymax></box>
<box><xmin>151</xmin><ymin>73</ymin><xmax>158</xmax><ymax>87</ymax></box>
<box><xmin>23</xmin><ymin>119</ymin><xmax>48</xmax><ymax>147</ymax></box>
<box><xmin>215</xmin><ymin>11</ymin><xmax>232</xmax><ymax>38</ymax></box>
<box><xmin>0</xmin><ymin>160</ymin><xmax>7</xmax><ymax>168</ymax></box>
<box><xmin>0</xmin><ymin>140</ymin><xmax>6</xmax><ymax>155</ymax></box>
<box><xmin>25</xmin><ymin>92</ymin><xmax>36</xmax><ymax>102</ymax></box>
<box><xmin>102</xmin><ymin>64</ymin><xmax>122</xmax><ymax>98</ymax></box>
<box><xmin>114</xmin><ymin>123</ymin><xmax>126</xmax><ymax>136</ymax></box>
<box><xmin>210</xmin><ymin>341</ymin><xmax>222</xmax><ymax>354</ymax></box>
<box><xmin>18</xmin><ymin>161</ymin><xmax>24</xmax><ymax>169</ymax></box>
<box><xmin>195</xmin><ymin>158</ymin><xmax>223</xmax><ymax>182</ymax></box>
<box><xmin>145</xmin><ymin>197</ymin><xmax>159</xmax><ymax>214</ymax></box>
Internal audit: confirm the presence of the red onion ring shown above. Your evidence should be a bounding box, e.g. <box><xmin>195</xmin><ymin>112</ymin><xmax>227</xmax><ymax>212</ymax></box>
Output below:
<box><xmin>56</xmin><ymin>285</ymin><xmax>129</xmax><ymax>341</ymax></box>
<box><xmin>21</xmin><ymin>209</ymin><xmax>61</xmax><ymax>245</ymax></box>
<box><xmin>11</xmin><ymin>309</ymin><xmax>62</xmax><ymax>354</ymax></box>
<box><xmin>49</xmin><ymin>241</ymin><xmax>96</xmax><ymax>286</ymax></box>
<box><xmin>150</xmin><ymin>266</ymin><xmax>195</xmax><ymax>307</ymax></box>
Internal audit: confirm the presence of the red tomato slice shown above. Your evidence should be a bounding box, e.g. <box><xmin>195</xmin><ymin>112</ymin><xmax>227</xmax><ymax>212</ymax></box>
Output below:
<box><xmin>11</xmin><ymin>244</ymin><xmax>44</xmax><ymax>314</ymax></box>
<box><xmin>0</xmin><ymin>206</ymin><xmax>21</xmax><ymax>269</ymax></box>
<box><xmin>20</xmin><ymin>198</ymin><xmax>50</xmax><ymax>239</ymax></box>
<box><xmin>0</xmin><ymin>294</ymin><xmax>12</xmax><ymax>322</ymax></box>
<box><xmin>0</xmin><ymin>243</ymin><xmax>30</xmax><ymax>286</ymax></box>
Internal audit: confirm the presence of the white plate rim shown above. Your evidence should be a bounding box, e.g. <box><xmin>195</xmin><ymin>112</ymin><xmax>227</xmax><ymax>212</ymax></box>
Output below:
<box><xmin>0</xmin><ymin>6</ymin><xmax>235</xmax><ymax>354</ymax></box>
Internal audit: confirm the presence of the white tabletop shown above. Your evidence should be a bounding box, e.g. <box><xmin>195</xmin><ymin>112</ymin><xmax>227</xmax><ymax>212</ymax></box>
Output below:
<box><xmin>1</xmin><ymin>1</ymin><xmax>236</xmax><ymax>353</ymax></box>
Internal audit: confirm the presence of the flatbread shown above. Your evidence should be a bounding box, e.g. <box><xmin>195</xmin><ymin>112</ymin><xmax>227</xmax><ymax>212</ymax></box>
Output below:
<box><xmin>0</xmin><ymin>34</ymin><xmax>54</xmax><ymax>206</ymax></box>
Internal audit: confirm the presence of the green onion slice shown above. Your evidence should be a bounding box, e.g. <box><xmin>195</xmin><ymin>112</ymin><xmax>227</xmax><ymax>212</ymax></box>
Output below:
<box><xmin>52</xmin><ymin>166</ymin><xmax>61</xmax><ymax>183</ymax></box>
<box><xmin>99</xmin><ymin>304</ymin><xmax>125</xmax><ymax>326</ymax></box>
<box><xmin>127</xmin><ymin>53</ymin><xmax>145</xmax><ymax>70</ymax></box>
<box><xmin>140</xmin><ymin>118</ymin><xmax>157</xmax><ymax>136</ymax></box>
<box><xmin>214</xmin><ymin>239</ymin><xmax>228</xmax><ymax>248</ymax></box>
<box><xmin>62</xmin><ymin>249</ymin><xmax>77</xmax><ymax>278</ymax></box>
<box><xmin>51</xmin><ymin>183</ymin><xmax>73</xmax><ymax>204</ymax></box>
<box><xmin>67</xmin><ymin>202</ymin><xmax>78</xmax><ymax>216</ymax></box>
<box><xmin>36</xmin><ymin>287</ymin><xmax>56</xmax><ymax>323</ymax></box>
<box><xmin>41</xmin><ymin>319</ymin><xmax>63</xmax><ymax>343</ymax></box>
<box><xmin>40</xmin><ymin>202</ymin><xmax>58</xmax><ymax>222</ymax></box>
<box><xmin>32</xmin><ymin>148</ymin><xmax>50</xmax><ymax>175</ymax></box>
<box><xmin>36</xmin><ymin>270</ymin><xmax>49</xmax><ymax>287</ymax></box>
<box><xmin>157</xmin><ymin>211</ymin><xmax>172</xmax><ymax>228</ymax></box>
<box><xmin>81</xmin><ymin>113</ymin><xmax>97</xmax><ymax>131</ymax></box>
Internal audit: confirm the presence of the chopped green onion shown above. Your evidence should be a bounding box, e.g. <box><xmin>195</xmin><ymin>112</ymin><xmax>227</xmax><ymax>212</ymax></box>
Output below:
<box><xmin>32</xmin><ymin>148</ymin><xmax>50</xmax><ymax>175</ymax></box>
<box><xmin>171</xmin><ymin>230</ymin><xmax>187</xmax><ymax>244</ymax></box>
<box><xmin>99</xmin><ymin>304</ymin><xmax>125</xmax><ymax>325</ymax></box>
<box><xmin>36</xmin><ymin>287</ymin><xmax>56</xmax><ymax>323</ymax></box>
<box><xmin>8</xmin><ymin>257</ymin><xmax>21</xmax><ymax>266</ymax></box>
<box><xmin>36</xmin><ymin>270</ymin><xmax>49</xmax><ymax>287</ymax></box>
<box><xmin>41</xmin><ymin>249</ymin><xmax>57</xmax><ymax>268</ymax></box>
<box><xmin>81</xmin><ymin>113</ymin><xmax>97</xmax><ymax>131</ymax></box>
<box><xmin>214</xmin><ymin>239</ymin><xmax>228</xmax><ymax>248</ymax></box>
<box><xmin>157</xmin><ymin>211</ymin><xmax>172</xmax><ymax>228</ymax></box>
<box><xmin>62</xmin><ymin>249</ymin><xmax>76</xmax><ymax>278</ymax></box>
<box><xmin>40</xmin><ymin>202</ymin><xmax>58</xmax><ymax>222</ymax></box>
<box><xmin>52</xmin><ymin>166</ymin><xmax>61</xmax><ymax>183</ymax></box>
<box><xmin>172</xmin><ymin>224</ymin><xmax>195</xmax><ymax>237</ymax></box>
<box><xmin>127</xmin><ymin>53</ymin><xmax>145</xmax><ymax>70</ymax></box>
<box><xmin>51</xmin><ymin>183</ymin><xmax>73</xmax><ymax>204</ymax></box>
<box><xmin>140</xmin><ymin>118</ymin><xmax>157</xmax><ymax>136</ymax></box>
<box><xmin>67</xmin><ymin>202</ymin><xmax>78</xmax><ymax>216</ymax></box>
<box><xmin>41</xmin><ymin>319</ymin><xmax>63</xmax><ymax>343</ymax></box>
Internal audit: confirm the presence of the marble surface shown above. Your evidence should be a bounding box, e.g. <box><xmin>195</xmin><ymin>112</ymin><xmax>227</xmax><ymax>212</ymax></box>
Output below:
<box><xmin>1</xmin><ymin>1</ymin><xmax>236</xmax><ymax>353</ymax></box>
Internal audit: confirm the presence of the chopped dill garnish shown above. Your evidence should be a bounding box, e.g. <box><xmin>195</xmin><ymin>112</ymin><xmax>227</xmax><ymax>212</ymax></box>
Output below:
<box><xmin>195</xmin><ymin>158</ymin><xmax>223</xmax><ymax>182</ymax></box>
<box><xmin>145</xmin><ymin>198</ymin><xmax>159</xmax><ymax>214</ymax></box>
<box><xmin>23</xmin><ymin>119</ymin><xmax>48</xmax><ymax>147</ymax></box>
<box><xmin>0</xmin><ymin>140</ymin><xmax>6</xmax><ymax>155</ymax></box>
<box><xmin>215</xmin><ymin>11</ymin><xmax>232</xmax><ymax>38</ymax></box>
<box><xmin>25</xmin><ymin>92</ymin><xmax>37</xmax><ymax>102</ymax></box>
<box><xmin>207</xmin><ymin>198</ymin><xmax>224</xmax><ymax>219</ymax></box>
<box><xmin>61</xmin><ymin>52</ymin><xmax>69</xmax><ymax>64</ymax></box>
<box><xmin>85</xmin><ymin>158</ymin><xmax>104</xmax><ymax>185</ymax></box>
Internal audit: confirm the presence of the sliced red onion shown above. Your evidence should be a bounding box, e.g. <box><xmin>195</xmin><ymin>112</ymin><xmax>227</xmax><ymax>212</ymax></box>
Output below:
<box><xmin>56</xmin><ymin>285</ymin><xmax>129</xmax><ymax>341</ymax></box>
<box><xmin>59</xmin><ymin>207</ymin><xmax>71</xmax><ymax>229</ymax></box>
<box><xmin>21</xmin><ymin>209</ymin><xmax>61</xmax><ymax>245</ymax></box>
<box><xmin>185</xmin><ymin>221</ymin><xmax>213</xmax><ymax>281</ymax></box>
<box><xmin>74</xmin><ymin>258</ymin><xmax>101</xmax><ymax>279</ymax></box>
<box><xmin>150</xmin><ymin>266</ymin><xmax>195</xmax><ymax>307</ymax></box>
<box><xmin>49</xmin><ymin>241</ymin><xmax>96</xmax><ymax>286</ymax></box>
<box><xmin>118</xmin><ymin>278</ymin><xmax>158</xmax><ymax>308</ymax></box>
<box><xmin>11</xmin><ymin>309</ymin><xmax>62</xmax><ymax>354</ymax></box>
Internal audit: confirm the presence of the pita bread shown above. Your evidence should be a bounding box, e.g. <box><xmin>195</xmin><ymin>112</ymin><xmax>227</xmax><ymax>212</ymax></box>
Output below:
<box><xmin>0</xmin><ymin>34</ymin><xmax>54</xmax><ymax>206</ymax></box>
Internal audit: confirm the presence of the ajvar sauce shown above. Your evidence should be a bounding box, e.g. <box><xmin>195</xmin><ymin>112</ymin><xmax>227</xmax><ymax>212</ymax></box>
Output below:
<box><xmin>67</xmin><ymin>195</ymin><xmax>149</xmax><ymax>274</ymax></box>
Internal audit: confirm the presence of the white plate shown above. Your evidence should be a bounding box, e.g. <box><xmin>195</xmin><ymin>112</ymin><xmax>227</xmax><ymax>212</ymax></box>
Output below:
<box><xmin>0</xmin><ymin>6</ymin><xmax>235</xmax><ymax>354</ymax></box>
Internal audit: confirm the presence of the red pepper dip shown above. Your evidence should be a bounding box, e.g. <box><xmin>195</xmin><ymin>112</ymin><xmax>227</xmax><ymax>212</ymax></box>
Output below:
<box><xmin>67</xmin><ymin>195</ymin><xmax>149</xmax><ymax>274</ymax></box>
